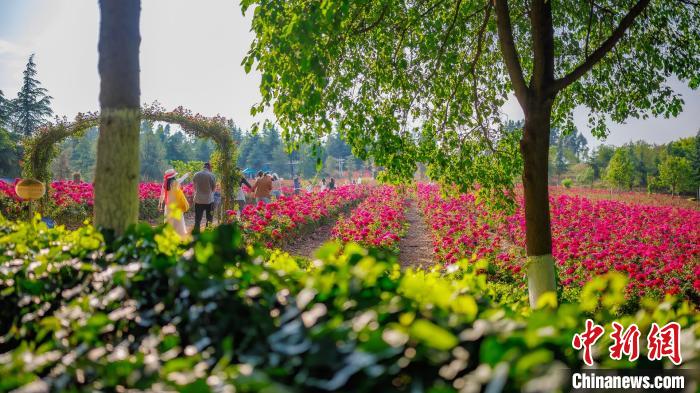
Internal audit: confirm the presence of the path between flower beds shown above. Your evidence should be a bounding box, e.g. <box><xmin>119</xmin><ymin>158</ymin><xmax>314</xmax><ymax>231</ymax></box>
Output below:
<box><xmin>398</xmin><ymin>199</ymin><xmax>434</xmax><ymax>269</ymax></box>
<box><xmin>283</xmin><ymin>196</ymin><xmax>436</xmax><ymax>266</ymax></box>
<box><xmin>282</xmin><ymin>220</ymin><xmax>337</xmax><ymax>259</ymax></box>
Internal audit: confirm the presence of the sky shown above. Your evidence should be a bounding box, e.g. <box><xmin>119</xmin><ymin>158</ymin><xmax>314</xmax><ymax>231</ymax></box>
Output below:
<box><xmin>0</xmin><ymin>0</ymin><xmax>698</xmax><ymax>148</ymax></box>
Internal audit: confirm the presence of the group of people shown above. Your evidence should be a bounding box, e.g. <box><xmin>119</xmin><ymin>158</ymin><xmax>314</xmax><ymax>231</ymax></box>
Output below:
<box><xmin>293</xmin><ymin>176</ymin><xmax>336</xmax><ymax>194</ymax></box>
<box><xmin>159</xmin><ymin>163</ymin><xmax>288</xmax><ymax>238</ymax></box>
<box><xmin>158</xmin><ymin>162</ymin><xmax>362</xmax><ymax>239</ymax></box>
<box><xmin>159</xmin><ymin>162</ymin><xmax>219</xmax><ymax>238</ymax></box>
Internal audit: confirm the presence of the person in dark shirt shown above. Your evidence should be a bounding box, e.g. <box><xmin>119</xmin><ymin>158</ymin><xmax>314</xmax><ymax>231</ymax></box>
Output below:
<box><xmin>192</xmin><ymin>162</ymin><xmax>216</xmax><ymax>233</ymax></box>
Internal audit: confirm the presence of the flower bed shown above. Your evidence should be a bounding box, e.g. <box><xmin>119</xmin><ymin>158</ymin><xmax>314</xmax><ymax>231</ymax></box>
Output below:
<box><xmin>0</xmin><ymin>180</ymin><xmax>195</xmax><ymax>226</ymax></box>
<box><xmin>416</xmin><ymin>183</ymin><xmax>700</xmax><ymax>301</ymax></box>
<box><xmin>237</xmin><ymin>184</ymin><xmax>368</xmax><ymax>246</ymax></box>
<box><xmin>331</xmin><ymin>185</ymin><xmax>408</xmax><ymax>252</ymax></box>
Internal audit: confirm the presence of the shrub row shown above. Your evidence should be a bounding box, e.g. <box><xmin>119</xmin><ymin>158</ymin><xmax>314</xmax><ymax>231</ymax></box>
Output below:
<box><xmin>0</xmin><ymin>217</ymin><xmax>697</xmax><ymax>392</ymax></box>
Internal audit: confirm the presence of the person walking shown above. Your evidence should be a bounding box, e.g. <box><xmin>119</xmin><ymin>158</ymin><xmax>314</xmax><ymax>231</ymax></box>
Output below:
<box><xmin>329</xmin><ymin>177</ymin><xmax>336</xmax><ymax>190</ymax></box>
<box><xmin>252</xmin><ymin>170</ymin><xmax>272</xmax><ymax>204</ymax></box>
<box><xmin>271</xmin><ymin>174</ymin><xmax>282</xmax><ymax>199</ymax></box>
<box><xmin>235</xmin><ymin>169</ymin><xmax>252</xmax><ymax>215</ymax></box>
<box><xmin>159</xmin><ymin>169</ymin><xmax>190</xmax><ymax>239</ymax></box>
<box><xmin>192</xmin><ymin>162</ymin><xmax>216</xmax><ymax>233</ymax></box>
<box><xmin>320</xmin><ymin>177</ymin><xmax>327</xmax><ymax>192</ymax></box>
<box><xmin>293</xmin><ymin>176</ymin><xmax>301</xmax><ymax>195</ymax></box>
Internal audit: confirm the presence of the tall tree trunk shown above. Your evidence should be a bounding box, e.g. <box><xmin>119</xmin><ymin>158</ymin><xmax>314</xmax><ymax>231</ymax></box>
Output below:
<box><xmin>94</xmin><ymin>0</ymin><xmax>141</xmax><ymax>234</ymax></box>
<box><xmin>521</xmin><ymin>99</ymin><xmax>557</xmax><ymax>307</ymax></box>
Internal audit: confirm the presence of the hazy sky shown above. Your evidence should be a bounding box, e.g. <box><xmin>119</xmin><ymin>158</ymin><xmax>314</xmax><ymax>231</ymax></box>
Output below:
<box><xmin>0</xmin><ymin>0</ymin><xmax>698</xmax><ymax>148</ymax></box>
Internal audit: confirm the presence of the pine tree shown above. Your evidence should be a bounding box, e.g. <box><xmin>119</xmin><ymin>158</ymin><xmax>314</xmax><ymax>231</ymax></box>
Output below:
<box><xmin>12</xmin><ymin>54</ymin><xmax>53</xmax><ymax>137</ymax></box>
<box><xmin>0</xmin><ymin>90</ymin><xmax>11</xmax><ymax>128</ymax></box>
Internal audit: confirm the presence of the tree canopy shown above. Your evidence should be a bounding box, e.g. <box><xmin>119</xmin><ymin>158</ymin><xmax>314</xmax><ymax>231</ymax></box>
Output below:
<box><xmin>243</xmin><ymin>0</ymin><xmax>700</xmax><ymax>193</ymax></box>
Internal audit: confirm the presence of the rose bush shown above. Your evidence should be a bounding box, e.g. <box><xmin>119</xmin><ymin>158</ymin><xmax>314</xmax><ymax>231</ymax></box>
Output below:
<box><xmin>416</xmin><ymin>183</ymin><xmax>700</xmax><ymax>302</ymax></box>
<box><xmin>238</xmin><ymin>184</ymin><xmax>368</xmax><ymax>246</ymax></box>
<box><xmin>0</xmin><ymin>180</ymin><xmax>195</xmax><ymax>226</ymax></box>
<box><xmin>331</xmin><ymin>185</ymin><xmax>408</xmax><ymax>252</ymax></box>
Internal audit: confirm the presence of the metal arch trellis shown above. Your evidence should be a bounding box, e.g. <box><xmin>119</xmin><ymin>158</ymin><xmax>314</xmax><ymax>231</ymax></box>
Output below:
<box><xmin>23</xmin><ymin>102</ymin><xmax>239</xmax><ymax>215</ymax></box>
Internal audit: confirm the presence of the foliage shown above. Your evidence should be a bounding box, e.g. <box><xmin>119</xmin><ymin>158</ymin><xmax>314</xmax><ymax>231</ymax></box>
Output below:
<box><xmin>139</xmin><ymin>121</ymin><xmax>168</xmax><ymax>181</ymax></box>
<box><xmin>604</xmin><ymin>148</ymin><xmax>635</xmax><ymax>189</ymax></box>
<box><xmin>8</xmin><ymin>54</ymin><xmax>52</xmax><ymax>137</ymax></box>
<box><xmin>0</xmin><ymin>127</ymin><xmax>21</xmax><ymax>178</ymax></box>
<box><xmin>0</xmin><ymin>218</ymin><xmax>697</xmax><ymax>392</ymax></box>
<box><xmin>584</xmin><ymin>136</ymin><xmax>700</xmax><ymax>195</ymax></box>
<box><xmin>170</xmin><ymin>160</ymin><xmax>206</xmax><ymax>178</ymax></box>
<box><xmin>657</xmin><ymin>155</ymin><xmax>693</xmax><ymax>195</ymax></box>
<box><xmin>561</xmin><ymin>178</ymin><xmax>572</xmax><ymax>189</ymax></box>
<box><xmin>572</xmin><ymin>164</ymin><xmax>595</xmax><ymax>186</ymax></box>
<box><xmin>0</xmin><ymin>90</ymin><xmax>10</xmax><ymax>128</ymax></box>
<box><xmin>241</xmin><ymin>0</ymin><xmax>700</xmax><ymax>196</ymax></box>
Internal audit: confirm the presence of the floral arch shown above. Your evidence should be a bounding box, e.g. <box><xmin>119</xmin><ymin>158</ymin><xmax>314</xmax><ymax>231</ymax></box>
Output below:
<box><xmin>23</xmin><ymin>103</ymin><xmax>239</xmax><ymax>213</ymax></box>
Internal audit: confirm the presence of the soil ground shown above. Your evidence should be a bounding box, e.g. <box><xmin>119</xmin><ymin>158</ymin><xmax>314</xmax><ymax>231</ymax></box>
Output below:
<box><xmin>398</xmin><ymin>200</ymin><xmax>435</xmax><ymax>269</ymax></box>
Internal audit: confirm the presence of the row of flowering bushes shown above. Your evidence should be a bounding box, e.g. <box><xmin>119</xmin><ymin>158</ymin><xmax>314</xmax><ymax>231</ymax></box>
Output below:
<box><xmin>0</xmin><ymin>218</ymin><xmax>697</xmax><ymax>392</ymax></box>
<box><xmin>237</xmin><ymin>184</ymin><xmax>368</xmax><ymax>246</ymax></box>
<box><xmin>416</xmin><ymin>183</ymin><xmax>700</xmax><ymax>302</ymax></box>
<box><xmin>0</xmin><ymin>180</ymin><xmax>193</xmax><ymax>226</ymax></box>
<box><xmin>331</xmin><ymin>185</ymin><xmax>408</xmax><ymax>252</ymax></box>
<box><xmin>554</xmin><ymin>185</ymin><xmax>700</xmax><ymax>210</ymax></box>
<box><xmin>1</xmin><ymin>179</ymin><xmax>194</xmax><ymax>205</ymax></box>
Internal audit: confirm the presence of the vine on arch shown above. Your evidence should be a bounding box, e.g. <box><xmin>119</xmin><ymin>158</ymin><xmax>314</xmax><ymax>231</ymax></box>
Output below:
<box><xmin>23</xmin><ymin>103</ymin><xmax>239</xmax><ymax>214</ymax></box>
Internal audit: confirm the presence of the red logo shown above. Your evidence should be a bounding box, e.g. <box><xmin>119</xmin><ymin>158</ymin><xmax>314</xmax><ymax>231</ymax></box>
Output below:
<box><xmin>573</xmin><ymin>320</ymin><xmax>682</xmax><ymax>365</ymax></box>
<box><xmin>572</xmin><ymin>319</ymin><xmax>605</xmax><ymax>366</ymax></box>
<box><xmin>647</xmin><ymin>322</ymin><xmax>682</xmax><ymax>365</ymax></box>
<box><xmin>609</xmin><ymin>322</ymin><xmax>641</xmax><ymax>361</ymax></box>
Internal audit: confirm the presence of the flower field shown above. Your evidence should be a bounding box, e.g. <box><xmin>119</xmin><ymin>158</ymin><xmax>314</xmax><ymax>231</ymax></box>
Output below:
<box><xmin>331</xmin><ymin>185</ymin><xmax>408</xmax><ymax>251</ymax></box>
<box><xmin>238</xmin><ymin>184</ymin><xmax>368</xmax><ymax>246</ymax></box>
<box><xmin>0</xmin><ymin>180</ymin><xmax>194</xmax><ymax>226</ymax></box>
<box><xmin>554</xmin><ymin>186</ymin><xmax>700</xmax><ymax>211</ymax></box>
<box><xmin>416</xmin><ymin>183</ymin><xmax>700</xmax><ymax>301</ymax></box>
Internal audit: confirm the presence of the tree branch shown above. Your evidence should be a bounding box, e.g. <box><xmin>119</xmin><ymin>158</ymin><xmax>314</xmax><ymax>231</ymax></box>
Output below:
<box><xmin>494</xmin><ymin>0</ymin><xmax>529</xmax><ymax>108</ymax></box>
<box><xmin>584</xmin><ymin>1</ymin><xmax>594</xmax><ymax>57</ymax></box>
<box><xmin>553</xmin><ymin>0</ymin><xmax>651</xmax><ymax>93</ymax></box>
<box><xmin>353</xmin><ymin>3</ymin><xmax>390</xmax><ymax>35</ymax></box>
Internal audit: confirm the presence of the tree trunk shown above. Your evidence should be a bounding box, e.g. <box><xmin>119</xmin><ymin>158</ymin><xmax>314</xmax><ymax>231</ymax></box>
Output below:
<box><xmin>521</xmin><ymin>99</ymin><xmax>557</xmax><ymax>307</ymax></box>
<box><xmin>93</xmin><ymin>0</ymin><xmax>141</xmax><ymax>234</ymax></box>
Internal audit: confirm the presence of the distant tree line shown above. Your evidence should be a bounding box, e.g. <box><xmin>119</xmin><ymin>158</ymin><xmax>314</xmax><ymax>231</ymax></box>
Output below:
<box><xmin>504</xmin><ymin>120</ymin><xmax>700</xmax><ymax>196</ymax></box>
<box><xmin>0</xmin><ymin>56</ymin><xmax>368</xmax><ymax>182</ymax></box>
<box><xmin>556</xmin><ymin>129</ymin><xmax>700</xmax><ymax>196</ymax></box>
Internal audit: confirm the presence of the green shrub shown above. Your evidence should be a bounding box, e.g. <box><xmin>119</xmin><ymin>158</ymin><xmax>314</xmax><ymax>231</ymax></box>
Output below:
<box><xmin>0</xmin><ymin>218</ymin><xmax>697</xmax><ymax>392</ymax></box>
<box><xmin>561</xmin><ymin>178</ymin><xmax>573</xmax><ymax>188</ymax></box>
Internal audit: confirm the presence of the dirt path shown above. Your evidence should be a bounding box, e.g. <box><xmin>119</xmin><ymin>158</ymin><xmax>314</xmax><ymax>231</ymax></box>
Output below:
<box><xmin>398</xmin><ymin>200</ymin><xmax>435</xmax><ymax>269</ymax></box>
<box><xmin>283</xmin><ymin>221</ymin><xmax>337</xmax><ymax>259</ymax></box>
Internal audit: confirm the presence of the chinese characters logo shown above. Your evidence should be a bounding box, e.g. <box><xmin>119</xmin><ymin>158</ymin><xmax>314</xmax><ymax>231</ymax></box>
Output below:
<box><xmin>572</xmin><ymin>319</ymin><xmax>682</xmax><ymax>366</ymax></box>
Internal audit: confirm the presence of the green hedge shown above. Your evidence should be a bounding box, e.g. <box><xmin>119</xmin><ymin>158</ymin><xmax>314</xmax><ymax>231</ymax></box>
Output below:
<box><xmin>0</xmin><ymin>217</ymin><xmax>697</xmax><ymax>392</ymax></box>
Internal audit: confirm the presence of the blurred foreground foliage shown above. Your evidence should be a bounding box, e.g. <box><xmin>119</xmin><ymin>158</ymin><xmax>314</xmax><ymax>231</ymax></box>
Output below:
<box><xmin>0</xmin><ymin>217</ymin><xmax>698</xmax><ymax>392</ymax></box>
